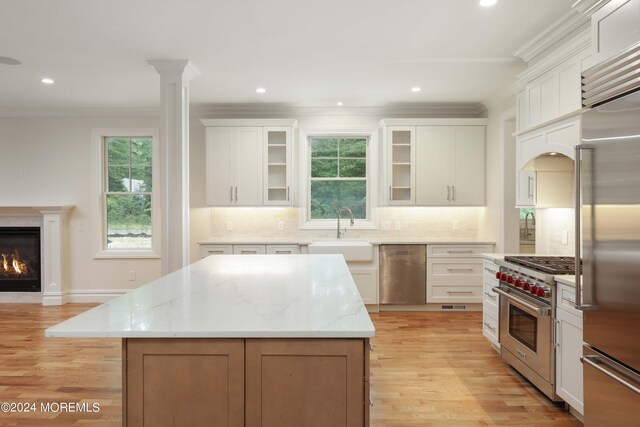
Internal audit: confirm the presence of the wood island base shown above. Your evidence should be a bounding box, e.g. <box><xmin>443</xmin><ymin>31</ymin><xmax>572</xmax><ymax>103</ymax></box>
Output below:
<box><xmin>122</xmin><ymin>338</ymin><xmax>371</xmax><ymax>427</ymax></box>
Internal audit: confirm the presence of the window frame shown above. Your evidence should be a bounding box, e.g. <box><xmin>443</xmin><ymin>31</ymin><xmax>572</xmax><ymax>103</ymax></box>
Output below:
<box><xmin>91</xmin><ymin>128</ymin><xmax>160</xmax><ymax>259</ymax></box>
<box><xmin>299</xmin><ymin>129</ymin><xmax>379</xmax><ymax>230</ymax></box>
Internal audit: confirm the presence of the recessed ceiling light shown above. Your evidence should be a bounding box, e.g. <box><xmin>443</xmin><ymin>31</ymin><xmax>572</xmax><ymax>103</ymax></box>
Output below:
<box><xmin>255</xmin><ymin>87</ymin><xmax>266</xmax><ymax>94</ymax></box>
<box><xmin>411</xmin><ymin>87</ymin><xmax>422</xmax><ymax>93</ymax></box>
<box><xmin>336</xmin><ymin>101</ymin><xmax>343</xmax><ymax>106</ymax></box>
<box><xmin>479</xmin><ymin>0</ymin><xmax>497</xmax><ymax>7</ymax></box>
<box><xmin>0</xmin><ymin>56</ymin><xmax>21</xmax><ymax>65</ymax></box>
<box><xmin>41</xmin><ymin>77</ymin><xmax>55</xmax><ymax>85</ymax></box>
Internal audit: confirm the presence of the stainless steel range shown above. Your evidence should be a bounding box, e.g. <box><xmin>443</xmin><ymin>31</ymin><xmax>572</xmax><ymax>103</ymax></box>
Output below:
<box><xmin>494</xmin><ymin>256</ymin><xmax>578</xmax><ymax>402</ymax></box>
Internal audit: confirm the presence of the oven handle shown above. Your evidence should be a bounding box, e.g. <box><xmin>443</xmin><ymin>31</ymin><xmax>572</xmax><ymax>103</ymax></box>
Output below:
<box><xmin>492</xmin><ymin>287</ymin><xmax>550</xmax><ymax>316</ymax></box>
<box><xmin>581</xmin><ymin>356</ymin><xmax>640</xmax><ymax>396</ymax></box>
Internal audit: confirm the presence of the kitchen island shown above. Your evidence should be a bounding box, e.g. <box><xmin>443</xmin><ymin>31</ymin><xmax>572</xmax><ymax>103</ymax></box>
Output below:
<box><xmin>46</xmin><ymin>254</ymin><xmax>375</xmax><ymax>427</ymax></box>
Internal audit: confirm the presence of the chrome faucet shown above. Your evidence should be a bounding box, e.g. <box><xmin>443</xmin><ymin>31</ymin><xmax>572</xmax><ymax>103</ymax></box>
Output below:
<box><xmin>337</xmin><ymin>207</ymin><xmax>355</xmax><ymax>239</ymax></box>
<box><xmin>524</xmin><ymin>211</ymin><xmax>536</xmax><ymax>240</ymax></box>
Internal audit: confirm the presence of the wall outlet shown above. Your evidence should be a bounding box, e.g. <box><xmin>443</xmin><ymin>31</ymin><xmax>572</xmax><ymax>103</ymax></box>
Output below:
<box><xmin>277</xmin><ymin>220</ymin><xmax>284</xmax><ymax>231</ymax></box>
<box><xmin>380</xmin><ymin>221</ymin><xmax>390</xmax><ymax>231</ymax></box>
<box><xmin>394</xmin><ymin>221</ymin><xmax>401</xmax><ymax>231</ymax></box>
<box><xmin>128</xmin><ymin>271</ymin><xmax>136</xmax><ymax>281</ymax></box>
<box><xmin>227</xmin><ymin>221</ymin><xmax>233</xmax><ymax>231</ymax></box>
<box><xmin>452</xmin><ymin>220</ymin><xmax>460</xmax><ymax>230</ymax></box>
<box><xmin>562</xmin><ymin>230</ymin><xmax>569</xmax><ymax>245</ymax></box>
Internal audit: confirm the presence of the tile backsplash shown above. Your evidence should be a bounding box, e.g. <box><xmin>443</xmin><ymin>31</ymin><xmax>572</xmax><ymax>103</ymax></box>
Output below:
<box><xmin>209</xmin><ymin>207</ymin><xmax>482</xmax><ymax>240</ymax></box>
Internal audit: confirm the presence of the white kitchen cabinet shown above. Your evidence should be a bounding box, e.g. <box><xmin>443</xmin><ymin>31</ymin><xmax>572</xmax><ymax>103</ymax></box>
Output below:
<box><xmin>555</xmin><ymin>306</ymin><xmax>584</xmax><ymax>415</ymax></box>
<box><xmin>200</xmin><ymin>244</ymin><xmax>302</xmax><ymax>258</ymax></box>
<box><xmin>416</xmin><ymin>125</ymin><xmax>485</xmax><ymax>206</ymax></box>
<box><xmin>263</xmin><ymin>127</ymin><xmax>292</xmax><ymax>206</ymax></box>
<box><xmin>426</xmin><ymin>244</ymin><xmax>494</xmax><ymax>304</ymax></box>
<box><xmin>349</xmin><ymin>268</ymin><xmax>378</xmax><ymax>306</ymax></box>
<box><xmin>233</xmin><ymin>245</ymin><xmax>266</xmax><ymax>255</ymax></box>
<box><xmin>591</xmin><ymin>0</ymin><xmax>640</xmax><ymax>65</ymax></box>
<box><xmin>199</xmin><ymin>244</ymin><xmax>233</xmax><ymax>258</ymax></box>
<box><xmin>265</xmin><ymin>244</ymin><xmax>300</xmax><ymax>254</ymax></box>
<box><xmin>482</xmin><ymin>258</ymin><xmax>500</xmax><ymax>350</ymax></box>
<box><xmin>206</xmin><ymin>127</ymin><xmax>263</xmax><ymax>206</ymax></box>
<box><xmin>516</xmin><ymin>170</ymin><xmax>536</xmax><ymax>207</ymax></box>
<box><xmin>386</xmin><ymin>126</ymin><xmax>416</xmax><ymax>205</ymax></box>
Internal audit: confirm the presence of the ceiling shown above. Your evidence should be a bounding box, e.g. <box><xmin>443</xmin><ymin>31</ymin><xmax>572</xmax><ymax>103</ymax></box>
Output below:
<box><xmin>0</xmin><ymin>0</ymin><xmax>577</xmax><ymax>111</ymax></box>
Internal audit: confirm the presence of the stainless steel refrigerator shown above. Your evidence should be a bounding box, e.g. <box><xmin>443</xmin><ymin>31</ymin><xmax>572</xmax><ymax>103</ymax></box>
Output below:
<box><xmin>577</xmin><ymin>41</ymin><xmax>640</xmax><ymax>426</ymax></box>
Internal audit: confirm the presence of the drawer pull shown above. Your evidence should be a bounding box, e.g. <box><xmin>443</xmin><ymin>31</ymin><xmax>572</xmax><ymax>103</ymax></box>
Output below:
<box><xmin>484</xmin><ymin>291</ymin><xmax>497</xmax><ymax>300</ymax></box>
<box><xmin>483</xmin><ymin>322</ymin><xmax>496</xmax><ymax>332</ymax></box>
<box><xmin>447</xmin><ymin>291</ymin><xmax>474</xmax><ymax>294</ymax></box>
<box><xmin>241</xmin><ymin>250</ymin><xmax>257</xmax><ymax>254</ymax></box>
<box><xmin>446</xmin><ymin>268</ymin><xmax>475</xmax><ymax>272</ymax></box>
<box><xmin>275</xmin><ymin>250</ymin><xmax>291</xmax><ymax>254</ymax></box>
<box><xmin>208</xmin><ymin>251</ymin><xmax>224</xmax><ymax>254</ymax></box>
<box><xmin>447</xmin><ymin>250</ymin><xmax>474</xmax><ymax>254</ymax></box>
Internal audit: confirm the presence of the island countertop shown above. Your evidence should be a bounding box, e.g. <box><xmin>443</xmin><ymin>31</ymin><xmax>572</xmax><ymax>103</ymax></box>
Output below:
<box><xmin>45</xmin><ymin>254</ymin><xmax>375</xmax><ymax>339</ymax></box>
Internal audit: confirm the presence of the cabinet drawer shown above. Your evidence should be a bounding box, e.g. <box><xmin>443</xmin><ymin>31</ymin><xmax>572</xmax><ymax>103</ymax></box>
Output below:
<box><xmin>233</xmin><ymin>245</ymin><xmax>266</xmax><ymax>255</ymax></box>
<box><xmin>427</xmin><ymin>259</ymin><xmax>483</xmax><ymax>285</ymax></box>
<box><xmin>483</xmin><ymin>259</ymin><xmax>499</xmax><ymax>276</ymax></box>
<box><xmin>557</xmin><ymin>281</ymin><xmax>583</xmax><ymax>318</ymax></box>
<box><xmin>199</xmin><ymin>244</ymin><xmax>233</xmax><ymax>258</ymax></box>
<box><xmin>427</xmin><ymin>244</ymin><xmax>494</xmax><ymax>257</ymax></box>
<box><xmin>428</xmin><ymin>285</ymin><xmax>482</xmax><ymax>303</ymax></box>
<box><xmin>483</xmin><ymin>310</ymin><xmax>499</xmax><ymax>346</ymax></box>
<box><xmin>265</xmin><ymin>245</ymin><xmax>300</xmax><ymax>255</ymax></box>
<box><xmin>483</xmin><ymin>282</ymin><xmax>499</xmax><ymax>311</ymax></box>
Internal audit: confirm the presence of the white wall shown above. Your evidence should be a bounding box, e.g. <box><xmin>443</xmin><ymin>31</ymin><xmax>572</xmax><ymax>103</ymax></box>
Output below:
<box><xmin>535</xmin><ymin>208</ymin><xmax>575</xmax><ymax>255</ymax></box>
<box><xmin>0</xmin><ymin>116</ymin><xmax>162</xmax><ymax>298</ymax></box>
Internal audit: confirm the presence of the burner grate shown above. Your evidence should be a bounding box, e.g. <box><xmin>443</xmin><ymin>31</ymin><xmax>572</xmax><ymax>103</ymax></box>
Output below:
<box><xmin>504</xmin><ymin>256</ymin><xmax>579</xmax><ymax>275</ymax></box>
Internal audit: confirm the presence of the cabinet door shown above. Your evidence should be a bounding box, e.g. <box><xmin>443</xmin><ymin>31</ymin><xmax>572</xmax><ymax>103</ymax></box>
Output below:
<box><xmin>206</xmin><ymin>127</ymin><xmax>234</xmax><ymax>206</ymax></box>
<box><xmin>416</xmin><ymin>126</ymin><xmax>452</xmax><ymax>206</ymax></box>
<box><xmin>245</xmin><ymin>339</ymin><xmax>365</xmax><ymax>427</ymax></box>
<box><xmin>556</xmin><ymin>308</ymin><xmax>584</xmax><ymax>415</ymax></box>
<box><xmin>125</xmin><ymin>339</ymin><xmax>245</xmax><ymax>427</ymax></box>
<box><xmin>452</xmin><ymin>126</ymin><xmax>485</xmax><ymax>206</ymax></box>
<box><xmin>199</xmin><ymin>244</ymin><xmax>233</xmax><ymax>258</ymax></box>
<box><xmin>264</xmin><ymin>127</ymin><xmax>292</xmax><ymax>206</ymax></box>
<box><xmin>527</xmin><ymin>83</ymin><xmax>542</xmax><ymax>128</ymax></box>
<box><xmin>591</xmin><ymin>0</ymin><xmax>640</xmax><ymax>65</ymax></box>
<box><xmin>349</xmin><ymin>268</ymin><xmax>378</xmax><ymax>305</ymax></box>
<box><xmin>265</xmin><ymin>244</ymin><xmax>300</xmax><ymax>254</ymax></box>
<box><xmin>516</xmin><ymin>170</ymin><xmax>536</xmax><ymax>207</ymax></box>
<box><xmin>234</xmin><ymin>127</ymin><xmax>263</xmax><ymax>206</ymax></box>
<box><xmin>387</xmin><ymin>126</ymin><xmax>415</xmax><ymax>205</ymax></box>
<box><xmin>232</xmin><ymin>244</ymin><xmax>266</xmax><ymax>255</ymax></box>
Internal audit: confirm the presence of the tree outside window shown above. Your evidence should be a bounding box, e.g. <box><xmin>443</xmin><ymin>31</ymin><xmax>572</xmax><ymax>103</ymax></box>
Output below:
<box><xmin>310</xmin><ymin>137</ymin><xmax>367</xmax><ymax>220</ymax></box>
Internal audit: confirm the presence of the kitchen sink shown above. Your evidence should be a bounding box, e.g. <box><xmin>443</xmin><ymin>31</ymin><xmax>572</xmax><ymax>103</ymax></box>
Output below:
<box><xmin>307</xmin><ymin>240</ymin><xmax>373</xmax><ymax>262</ymax></box>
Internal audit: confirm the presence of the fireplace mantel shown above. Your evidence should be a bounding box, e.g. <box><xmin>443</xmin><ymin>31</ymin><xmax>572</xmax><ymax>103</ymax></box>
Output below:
<box><xmin>0</xmin><ymin>205</ymin><xmax>74</xmax><ymax>305</ymax></box>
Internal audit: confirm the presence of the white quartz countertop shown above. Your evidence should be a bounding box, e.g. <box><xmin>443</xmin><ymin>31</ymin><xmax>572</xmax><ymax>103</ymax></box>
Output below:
<box><xmin>45</xmin><ymin>255</ymin><xmax>375</xmax><ymax>339</ymax></box>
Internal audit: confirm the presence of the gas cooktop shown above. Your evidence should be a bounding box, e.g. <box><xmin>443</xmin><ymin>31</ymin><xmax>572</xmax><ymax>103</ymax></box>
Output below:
<box><xmin>503</xmin><ymin>256</ymin><xmax>579</xmax><ymax>275</ymax></box>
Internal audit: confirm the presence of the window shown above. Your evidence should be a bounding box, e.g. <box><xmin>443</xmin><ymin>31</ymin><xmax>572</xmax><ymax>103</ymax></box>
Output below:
<box><xmin>92</xmin><ymin>129</ymin><xmax>159</xmax><ymax>258</ymax></box>
<box><xmin>299</xmin><ymin>129</ymin><xmax>379</xmax><ymax>229</ymax></box>
<box><xmin>310</xmin><ymin>137</ymin><xmax>367</xmax><ymax>219</ymax></box>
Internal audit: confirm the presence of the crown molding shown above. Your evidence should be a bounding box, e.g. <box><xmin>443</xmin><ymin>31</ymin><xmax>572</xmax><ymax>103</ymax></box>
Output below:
<box><xmin>513</xmin><ymin>0</ymin><xmax>606</xmax><ymax>63</ymax></box>
<box><xmin>0</xmin><ymin>107</ymin><xmax>160</xmax><ymax>118</ymax></box>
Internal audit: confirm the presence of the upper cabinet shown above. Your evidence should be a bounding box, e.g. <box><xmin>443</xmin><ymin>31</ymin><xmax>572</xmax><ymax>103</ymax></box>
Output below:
<box><xmin>591</xmin><ymin>0</ymin><xmax>640</xmax><ymax>65</ymax></box>
<box><xmin>202</xmin><ymin>119</ymin><xmax>297</xmax><ymax>207</ymax></box>
<box><xmin>381</xmin><ymin>119</ymin><xmax>487</xmax><ymax>207</ymax></box>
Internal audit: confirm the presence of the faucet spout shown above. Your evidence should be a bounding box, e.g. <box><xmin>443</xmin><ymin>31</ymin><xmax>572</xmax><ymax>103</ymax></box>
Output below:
<box><xmin>337</xmin><ymin>207</ymin><xmax>355</xmax><ymax>239</ymax></box>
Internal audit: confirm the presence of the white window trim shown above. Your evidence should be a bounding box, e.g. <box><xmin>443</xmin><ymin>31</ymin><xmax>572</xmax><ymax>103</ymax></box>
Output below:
<box><xmin>298</xmin><ymin>128</ymin><xmax>379</xmax><ymax>230</ymax></box>
<box><xmin>91</xmin><ymin>128</ymin><xmax>161</xmax><ymax>259</ymax></box>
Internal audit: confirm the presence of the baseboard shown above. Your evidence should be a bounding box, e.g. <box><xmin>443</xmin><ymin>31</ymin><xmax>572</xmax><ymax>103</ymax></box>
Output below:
<box><xmin>0</xmin><ymin>292</ymin><xmax>43</xmax><ymax>304</ymax></box>
<box><xmin>67</xmin><ymin>289</ymin><xmax>131</xmax><ymax>303</ymax></box>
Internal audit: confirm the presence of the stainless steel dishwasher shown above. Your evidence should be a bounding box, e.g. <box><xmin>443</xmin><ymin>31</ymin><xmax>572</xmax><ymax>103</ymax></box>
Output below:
<box><xmin>379</xmin><ymin>245</ymin><xmax>426</xmax><ymax>304</ymax></box>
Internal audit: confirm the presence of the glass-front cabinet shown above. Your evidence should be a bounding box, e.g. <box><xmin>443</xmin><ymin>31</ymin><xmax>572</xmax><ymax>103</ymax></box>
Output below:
<box><xmin>264</xmin><ymin>127</ymin><xmax>292</xmax><ymax>206</ymax></box>
<box><xmin>386</xmin><ymin>126</ymin><xmax>415</xmax><ymax>205</ymax></box>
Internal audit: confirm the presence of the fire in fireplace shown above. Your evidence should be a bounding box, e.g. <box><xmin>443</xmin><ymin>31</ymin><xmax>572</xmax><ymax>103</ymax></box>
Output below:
<box><xmin>0</xmin><ymin>227</ymin><xmax>41</xmax><ymax>292</ymax></box>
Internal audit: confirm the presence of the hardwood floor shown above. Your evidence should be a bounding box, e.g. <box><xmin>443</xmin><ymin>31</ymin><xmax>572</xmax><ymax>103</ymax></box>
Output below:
<box><xmin>0</xmin><ymin>305</ymin><xmax>582</xmax><ymax>426</ymax></box>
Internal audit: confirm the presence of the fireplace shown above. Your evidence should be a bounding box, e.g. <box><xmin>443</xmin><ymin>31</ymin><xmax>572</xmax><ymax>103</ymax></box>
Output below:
<box><xmin>0</xmin><ymin>227</ymin><xmax>41</xmax><ymax>292</ymax></box>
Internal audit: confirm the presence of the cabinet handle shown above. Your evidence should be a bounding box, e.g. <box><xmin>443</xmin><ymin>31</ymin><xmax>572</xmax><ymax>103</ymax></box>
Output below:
<box><xmin>447</xmin><ymin>250</ymin><xmax>474</xmax><ymax>254</ymax></box>
<box><xmin>230</xmin><ymin>186</ymin><xmax>233</xmax><ymax>202</ymax></box>
<box><xmin>241</xmin><ymin>250</ymin><xmax>257</xmax><ymax>254</ymax></box>
<box><xmin>484</xmin><ymin>291</ymin><xmax>497</xmax><ymax>300</ymax></box>
<box><xmin>287</xmin><ymin>186</ymin><xmax>290</xmax><ymax>201</ymax></box>
<box><xmin>452</xmin><ymin>185</ymin><xmax>455</xmax><ymax>201</ymax></box>
<box><xmin>447</xmin><ymin>291</ymin><xmax>474</xmax><ymax>294</ymax></box>
<box><xmin>235</xmin><ymin>186</ymin><xmax>238</xmax><ymax>201</ymax></box>
<box><xmin>389</xmin><ymin>186</ymin><xmax>392</xmax><ymax>201</ymax></box>
<box><xmin>446</xmin><ymin>268</ymin><xmax>475</xmax><ymax>272</ymax></box>
<box><xmin>275</xmin><ymin>250</ymin><xmax>291</xmax><ymax>254</ymax></box>
<box><xmin>447</xmin><ymin>186</ymin><xmax>450</xmax><ymax>201</ymax></box>
<box><xmin>208</xmin><ymin>250</ymin><xmax>224</xmax><ymax>254</ymax></box>
<box><xmin>483</xmin><ymin>322</ymin><xmax>496</xmax><ymax>332</ymax></box>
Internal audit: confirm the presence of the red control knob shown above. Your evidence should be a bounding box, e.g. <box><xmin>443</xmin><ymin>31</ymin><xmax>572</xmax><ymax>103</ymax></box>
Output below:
<box><xmin>530</xmin><ymin>285</ymin><xmax>538</xmax><ymax>295</ymax></box>
<box><xmin>500</xmin><ymin>273</ymin><xmax>507</xmax><ymax>281</ymax></box>
<box><xmin>536</xmin><ymin>288</ymin><xmax>546</xmax><ymax>298</ymax></box>
<box><xmin>514</xmin><ymin>279</ymin><xmax>521</xmax><ymax>287</ymax></box>
<box><xmin>495</xmin><ymin>271</ymin><xmax>501</xmax><ymax>279</ymax></box>
<box><xmin>507</xmin><ymin>276</ymin><xmax>514</xmax><ymax>284</ymax></box>
<box><xmin>522</xmin><ymin>282</ymin><xmax>530</xmax><ymax>291</ymax></box>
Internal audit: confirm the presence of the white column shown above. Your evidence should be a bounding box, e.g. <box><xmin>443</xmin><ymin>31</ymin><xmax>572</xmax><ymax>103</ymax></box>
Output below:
<box><xmin>40</xmin><ymin>206</ymin><xmax>73</xmax><ymax>306</ymax></box>
<box><xmin>147</xmin><ymin>60</ymin><xmax>199</xmax><ymax>274</ymax></box>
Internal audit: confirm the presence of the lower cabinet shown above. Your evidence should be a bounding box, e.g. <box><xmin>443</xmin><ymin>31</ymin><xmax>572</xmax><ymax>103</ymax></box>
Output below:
<box><xmin>199</xmin><ymin>244</ymin><xmax>300</xmax><ymax>258</ymax></box>
<box><xmin>482</xmin><ymin>258</ymin><xmax>500</xmax><ymax>349</ymax></box>
<box><xmin>555</xmin><ymin>306</ymin><xmax>584</xmax><ymax>415</ymax></box>
<box><xmin>349</xmin><ymin>268</ymin><xmax>378</xmax><ymax>305</ymax></box>
<box><xmin>123</xmin><ymin>338</ymin><xmax>370</xmax><ymax>427</ymax></box>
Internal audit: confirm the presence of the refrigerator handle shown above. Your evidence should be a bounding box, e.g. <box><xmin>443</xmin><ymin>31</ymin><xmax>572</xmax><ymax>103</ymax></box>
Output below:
<box><xmin>574</xmin><ymin>145</ymin><xmax>594</xmax><ymax>310</ymax></box>
<box><xmin>581</xmin><ymin>355</ymin><xmax>640</xmax><ymax>396</ymax></box>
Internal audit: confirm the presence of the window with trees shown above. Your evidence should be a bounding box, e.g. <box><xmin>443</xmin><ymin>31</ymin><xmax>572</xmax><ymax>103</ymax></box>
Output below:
<box><xmin>309</xmin><ymin>137</ymin><xmax>368</xmax><ymax>220</ymax></box>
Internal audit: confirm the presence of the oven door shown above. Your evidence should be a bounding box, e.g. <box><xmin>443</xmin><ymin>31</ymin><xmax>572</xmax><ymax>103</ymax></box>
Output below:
<box><xmin>494</xmin><ymin>286</ymin><xmax>553</xmax><ymax>382</ymax></box>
